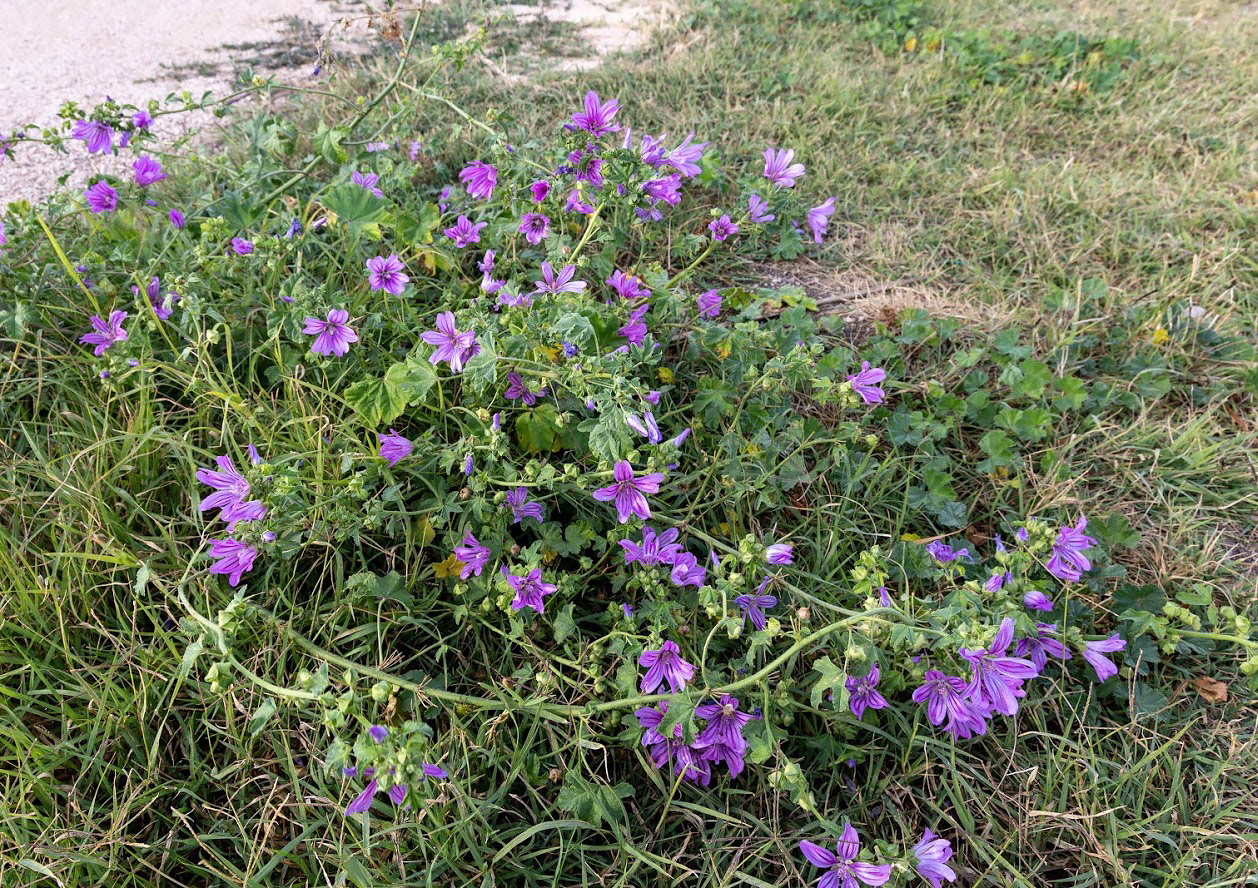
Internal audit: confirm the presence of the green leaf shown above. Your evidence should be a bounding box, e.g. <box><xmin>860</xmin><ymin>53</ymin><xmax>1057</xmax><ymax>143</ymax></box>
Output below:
<box><xmin>463</xmin><ymin>330</ymin><xmax>498</xmax><ymax>394</ymax></box>
<box><xmin>386</xmin><ymin>358</ymin><xmax>437</xmax><ymax>407</ymax></box>
<box><xmin>1132</xmin><ymin>682</ymin><xmax>1169</xmax><ymax>716</ymax></box>
<box><xmin>579</xmin><ymin>412</ymin><xmax>628</xmax><ymax>463</ymax></box>
<box><xmin>179</xmin><ymin>639</ymin><xmax>204</xmax><ymax>680</ymax></box>
<box><xmin>809</xmin><ymin>655</ymin><xmax>847</xmax><ymax>709</ymax></box>
<box><xmin>556</xmin><ymin>772</ymin><xmax>633</xmax><ymax>830</ymax></box>
<box><xmin>516</xmin><ymin>403</ymin><xmax>564</xmax><ymax>454</ymax></box>
<box><xmin>553</xmin><ymin>311</ymin><xmax>598</xmax><ymax>349</ymax></box>
<box><xmin>344</xmin><ymin>373</ymin><xmax>407</xmax><ymax>428</ymax></box>
<box><xmin>324</xmin><ymin>183</ymin><xmax>385</xmax><ymax>227</ymax></box>
<box><xmin>553</xmin><ymin>603</ymin><xmax>578</xmax><ymax>644</ymax></box>
<box><xmin>395</xmin><ymin>203</ymin><xmax>441</xmax><ymax>246</ymax></box>
<box><xmin>977</xmin><ymin>429</ymin><xmax>1015</xmax><ymax>471</ymax></box>
<box><xmin>249</xmin><ymin>698</ymin><xmax>278</xmax><ymax>736</ymax></box>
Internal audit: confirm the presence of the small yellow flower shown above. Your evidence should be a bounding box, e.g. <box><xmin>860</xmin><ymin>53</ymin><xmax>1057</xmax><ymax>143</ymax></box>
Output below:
<box><xmin>901</xmin><ymin>532</ymin><xmax>922</xmax><ymax>542</ymax></box>
<box><xmin>433</xmin><ymin>554</ymin><xmax>465</xmax><ymax>579</ymax></box>
<box><xmin>1152</xmin><ymin>327</ymin><xmax>1169</xmax><ymax>345</ymax></box>
<box><xmin>905</xmin><ymin>37</ymin><xmax>918</xmax><ymax>52</ymax></box>
<box><xmin>658</xmin><ymin>367</ymin><xmax>674</xmax><ymax>383</ymax></box>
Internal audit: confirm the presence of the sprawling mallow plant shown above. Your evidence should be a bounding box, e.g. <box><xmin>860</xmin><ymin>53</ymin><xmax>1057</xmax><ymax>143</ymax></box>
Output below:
<box><xmin>3</xmin><ymin>24</ymin><xmax>1256</xmax><ymax>886</ymax></box>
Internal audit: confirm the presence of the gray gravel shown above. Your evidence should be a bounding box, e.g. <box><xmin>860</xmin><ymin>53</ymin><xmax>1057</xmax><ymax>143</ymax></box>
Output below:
<box><xmin>0</xmin><ymin>0</ymin><xmax>363</xmax><ymax>207</ymax></box>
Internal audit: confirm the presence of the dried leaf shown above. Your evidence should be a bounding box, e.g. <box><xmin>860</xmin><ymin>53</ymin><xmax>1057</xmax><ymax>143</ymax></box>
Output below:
<box><xmin>1191</xmin><ymin>676</ymin><xmax>1228</xmax><ymax>703</ymax></box>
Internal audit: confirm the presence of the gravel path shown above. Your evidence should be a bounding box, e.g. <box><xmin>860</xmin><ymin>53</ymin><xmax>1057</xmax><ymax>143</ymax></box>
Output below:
<box><xmin>0</xmin><ymin>0</ymin><xmax>363</xmax><ymax>206</ymax></box>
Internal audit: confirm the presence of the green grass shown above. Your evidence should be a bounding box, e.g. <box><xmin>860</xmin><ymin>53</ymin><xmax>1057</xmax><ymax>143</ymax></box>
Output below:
<box><xmin>2</xmin><ymin>0</ymin><xmax>1257</xmax><ymax>885</ymax></box>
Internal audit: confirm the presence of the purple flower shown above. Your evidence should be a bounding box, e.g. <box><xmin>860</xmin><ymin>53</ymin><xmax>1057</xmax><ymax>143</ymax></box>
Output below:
<box><xmin>534</xmin><ymin>261</ymin><xmax>586</xmax><ymax>296</ymax></box>
<box><xmin>669</xmin><ymin>552</ymin><xmax>707</xmax><ymax>587</ymax></box>
<box><xmin>85</xmin><ymin>182</ymin><xmax>118</xmax><ymax>214</ymax></box>
<box><xmin>503</xmin><ymin>566</ymin><xmax>557</xmax><ymax>614</ymax></box>
<box><xmin>208</xmin><ymin>538</ymin><xmax>259</xmax><ymax>587</ymax></box>
<box><xmin>196</xmin><ymin>453</ymin><xmax>265</xmax><ymax>527</ymax></box>
<box><xmin>378</xmin><ymin>429</ymin><xmax>412</xmax><ymax>466</ymax></box>
<box><xmin>925</xmin><ymin>540</ymin><xmax>971</xmax><ymax>564</ymax></box>
<box><xmin>1082</xmin><ymin>634</ymin><xmax>1125</xmax><ymax>682</ymax></box>
<box><xmin>133</xmin><ymin>156</ymin><xmax>167</xmax><ymax>186</ymax></box>
<box><xmin>169</xmin><ymin>209</ymin><xmax>186</xmax><ymax>229</ymax></box>
<box><xmin>505</xmin><ymin>487</ymin><xmax>544</xmax><ymax>524</ymax></box>
<box><xmin>846</xmin><ymin>662</ymin><xmax>889</xmax><ymax>720</ymax></box>
<box><xmin>459</xmin><ymin>161</ymin><xmax>497</xmax><ymax>200</ymax></box>
<box><xmin>496</xmin><ymin>287</ymin><xmax>531</xmax><ymax>309</ymax></box>
<box><xmin>352</xmin><ymin>170</ymin><xmax>384</xmax><ymax>198</ymax></box>
<box><xmin>606</xmin><ymin>269</ymin><xmax>649</xmax><ymax>301</ymax></box>
<box><xmin>303</xmin><ymin>309</ymin><xmax>358</xmax><ymax>356</ymax></box>
<box><xmin>565</xmin><ymin>189</ymin><xmax>595</xmax><ymax>214</ymax></box>
<box><xmin>1046</xmin><ymin>516</ymin><xmax>1097</xmax><ymax>583</ymax></box>
<box><xmin>763</xmin><ymin>148</ymin><xmax>805</xmax><ymax>188</ymax></box>
<box><xmin>571</xmin><ymin>90</ymin><xmax>621</xmax><ymax>136</ymax></box>
<box><xmin>912</xmin><ymin>829</ymin><xmax>958</xmax><ymax>888</ymax></box>
<box><xmin>231</xmin><ymin>237</ymin><xmax>253</xmax><ymax>255</ymax></box>
<box><xmin>960</xmin><ymin>618</ymin><xmax>1039</xmax><ymax>717</ymax></box>
<box><xmin>642</xmin><ymin>174</ymin><xmax>683</xmax><ymax>206</ymax></box>
<box><xmin>478</xmin><ymin>249</ymin><xmax>505</xmax><ymax>294</ymax></box>
<box><xmin>636</xmin><ymin>702</ymin><xmax>710</xmax><ymax>785</ymax></box>
<box><xmin>806</xmin><ymin>197</ymin><xmax>836</xmax><ymax>243</ymax></box>
<box><xmin>454</xmin><ymin>531</ymin><xmax>491</xmax><ymax>579</ymax></box>
<box><xmin>708</xmin><ymin>214</ymin><xmax>739</xmax><ymax>241</ymax></box>
<box><xmin>697</xmin><ymin>289</ymin><xmax>722</xmax><ymax>318</ymax></box>
<box><xmin>1023</xmin><ymin>589</ymin><xmax>1054</xmax><ymax>612</ymax></box>
<box><xmin>625</xmin><ymin>410</ymin><xmax>662</xmax><ymax>444</ymax></box>
<box><xmin>593</xmin><ymin>460</ymin><xmax>664</xmax><ymax>523</ymax></box>
<box><xmin>734</xmin><ymin>592</ymin><xmax>777</xmax><ymax>631</ymax></box>
<box><xmin>504</xmin><ymin>371</ymin><xmax>547</xmax><ymax>406</ymax></box>
<box><xmin>748</xmin><ymin>193</ymin><xmax>775</xmax><ymax>223</ymax></box>
<box><xmin>136</xmin><ymin>275</ymin><xmax>177</xmax><ymax>319</ymax></box>
<box><xmin>799</xmin><ymin>823</ymin><xmax>892</xmax><ymax>888</ymax></box>
<box><xmin>666</xmin><ymin>132</ymin><xmax>707</xmax><ymax>177</ymax></box>
<box><xmin>409</xmin><ymin>140</ymin><xmax>421</xmax><ymax>162</ymax></box>
<box><xmin>132</xmin><ymin>110</ymin><xmax>153</xmax><ymax>129</ymax></box>
<box><xmin>985</xmin><ymin>570</ymin><xmax>1010</xmax><ymax>593</ymax></box>
<box><xmin>464</xmin><ymin>453</ymin><xmax>474</xmax><ymax>476</ymax></box>
<box><xmin>912</xmin><ymin>670</ymin><xmax>987</xmax><ymax>739</ymax></box>
<box><xmin>366</xmin><ymin>254</ymin><xmax>409</xmax><ymax>295</ymax></box>
<box><xmin>695</xmin><ymin>694</ymin><xmax>756</xmax><ymax>778</ymax></box>
<box><xmin>285</xmin><ymin>219</ymin><xmax>302</xmax><ymax>238</ymax></box>
<box><xmin>518</xmin><ymin>212</ymin><xmax>550</xmax><ymax>245</ymax></box>
<box><xmin>529</xmin><ymin>180</ymin><xmax>551</xmax><ymax>202</ymax></box>
<box><xmin>620</xmin><ymin>525</ymin><xmax>682</xmax><ymax>568</ymax></box>
<box><xmin>1016</xmin><ymin>623</ymin><xmax>1072</xmax><ymax>672</ymax></box>
<box><xmin>639</xmin><ymin>640</ymin><xmax>694</xmax><ymax>693</ymax></box>
<box><xmin>765</xmin><ymin>543</ymin><xmax>793</xmax><ymax>565</ymax></box>
<box><xmin>848</xmin><ymin>361</ymin><xmax>887</xmax><ymax>405</ymax></box>
<box><xmin>80</xmin><ymin>310</ymin><xmax>128</xmax><ymax>355</ymax></box>
<box><xmin>575</xmin><ymin>155</ymin><xmax>604</xmax><ymax>188</ymax></box>
<box><xmin>443</xmin><ymin>215</ymin><xmax>487</xmax><ymax>248</ymax></box>
<box><xmin>420</xmin><ymin>311</ymin><xmax>477</xmax><ymax>371</ymax></box>
<box><xmin>72</xmin><ymin>120</ymin><xmax>114</xmax><ymax>154</ymax></box>
<box><xmin>618</xmin><ymin>303</ymin><xmax>650</xmax><ymax>345</ymax></box>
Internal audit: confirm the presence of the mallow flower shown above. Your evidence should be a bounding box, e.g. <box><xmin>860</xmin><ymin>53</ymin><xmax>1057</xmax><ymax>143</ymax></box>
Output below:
<box><xmin>960</xmin><ymin>618</ymin><xmax>1038</xmax><ymax>717</ymax></box>
<box><xmin>378</xmin><ymin>429</ymin><xmax>412</xmax><ymax>466</ymax></box>
<box><xmin>303</xmin><ymin>309</ymin><xmax>358</xmax><ymax>356</ymax></box>
<box><xmin>762</xmin><ymin>148</ymin><xmax>805</xmax><ymax>188</ymax></box>
<box><xmin>798</xmin><ymin>823</ymin><xmax>892</xmax><ymax>888</ymax></box>
<box><xmin>912</xmin><ymin>829</ymin><xmax>958</xmax><ymax>888</ymax></box>
<box><xmin>593</xmin><ymin>461</ymin><xmax>664</xmax><ymax>523</ymax></box>
<box><xmin>1046</xmin><ymin>516</ymin><xmax>1097</xmax><ymax>583</ymax></box>
<box><xmin>1082</xmin><ymin>634</ymin><xmax>1125</xmax><ymax>682</ymax></box>
<box><xmin>502</xmin><ymin>566</ymin><xmax>557</xmax><ymax>614</ymax></box>
<box><xmin>639</xmin><ymin>640</ymin><xmax>695</xmax><ymax>693</ymax></box>
<box><xmin>80</xmin><ymin>310</ymin><xmax>128</xmax><ymax>355</ymax></box>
